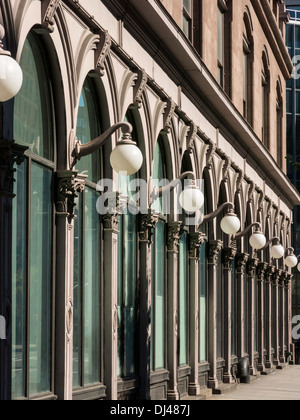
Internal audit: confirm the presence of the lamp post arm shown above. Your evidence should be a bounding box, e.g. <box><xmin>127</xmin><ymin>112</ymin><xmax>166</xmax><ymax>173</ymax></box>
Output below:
<box><xmin>233</xmin><ymin>222</ymin><xmax>262</xmax><ymax>240</ymax></box>
<box><xmin>71</xmin><ymin>121</ymin><xmax>133</xmax><ymax>165</ymax></box>
<box><xmin>202</xmin><ymin>202</ymin><xmax>234</xmax><ymax>223</ymax></box>
<box><xmin>150</xmin><ymin>171</ymin><xmax>195</xmax><ymax>201</ymax></box>
<box><xmin>260</xmin><ymin>236</ymin><xmax>280</xmax><ymax>251</ymax></box>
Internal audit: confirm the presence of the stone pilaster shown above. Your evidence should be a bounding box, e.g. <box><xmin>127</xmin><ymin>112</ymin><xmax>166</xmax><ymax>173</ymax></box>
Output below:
<box><xmin>207</xmin><ymin>240</ymin><xmax>223</xmax><ymax>390</ymax></box>
<box><xmin>246</xmin><ymin>257</ymin><xmax>259</xmax><ymax>375</ymax></box>
<box><xmin>257</xmin><ymin>262</ymin><xmax>268</xmax><ymax>373</ymax></box>
<box><xmin>235</xmin><ymin>253</ymin><xmax>249</xmax><ymax>359</ymax></box>
<box><xmin>265</xmin><ymin>265</ymin><xmax>275</xmax><ymax>369</ymax></box>
<box><xmin>138</xmin><ymin>210</ymin><xmax>158</xmax><ymax>400</ymax></box>
<box><xmin>166</xmin><ymin>221</ymin><xmax>182</xmax><ymax>400</ymax></box>
<box><xmin>54</xmin><ymin>170</ymin><xmax>86</xmax><ymax>400</ymax></box>
<box><xmin>188</xmin><ymin>232</ymin><xmax>206</xmax><ymax>396</ymax></box>
<box><xmin>222</xmin><ymin>246</ymin><xmax>238</xmax><ymax>384</ymax></box>
<box><xmin>272</xmin><ymin>269</ymin><xmax>282</xmax><ymax>367</ymax></box>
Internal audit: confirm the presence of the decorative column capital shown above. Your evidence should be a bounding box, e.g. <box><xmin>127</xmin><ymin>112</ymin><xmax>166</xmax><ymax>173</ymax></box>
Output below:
<box><xmin>257</xmin><ymin>262</ymin><xmax>268</xmax><ymax>281</ymax></box>
<box><xmin>246</xmin><ymin>257</ymin><xmax>259</xmax><ymax>276</ymax></box>
<box><xmin>285</xmin><ymin>273</ymin><xmax>293</xmax><ymax>289</ymax></box>
<box><xmin>101</xmin><ymin>192</ymin><xmax>120</xmax><ymax>233</ymax></box>
<box><xmin>0</xmin><ymin>139</ymin><xmax>27</xmax><ymax>197</ymax></box>
<box><xmin>188</xmin><ymin>232</ymin><xmax>206</xmax><ymax>259</ymax></box>
<box><xmin>272</xmin><ymin>269</ymin><xmax>282</xmax><ymax>286</ymax></box>
<box><xmin>265</xmin><ymin>265</ymin><xmax>275</xmax><ymax>284</ymax></box>
<box><xmin>167</xmin><ymin>221</ymin><xmax>182</xmax><ymax>253</ymax></box>
<box><xmin>279</xmin><ymin>270</ymin><xmax>288</xmax><ymax>287</ymax></box>
<box><xmin>222</xmin><ymin>246</ymin><xmax>238</xmax><ymax>269</ymax></box>
<box><xmin>208</xmin><ymin>240</ymin><xmax>223</xmax><ymax>265</ymax></box>
<box><xmin>138</xmin><ymin>210</ymin><xmax>159</xmax><ymax>243</ymax></box>
<box><xmin>235</xmin><ymin>253</ymin><xmax>249</xmax><ymax>274</ymax></box>
<box><xmin>55</xmin><ymin>170</ymin><xmax>86</xmax><ymax>222</ymax></box>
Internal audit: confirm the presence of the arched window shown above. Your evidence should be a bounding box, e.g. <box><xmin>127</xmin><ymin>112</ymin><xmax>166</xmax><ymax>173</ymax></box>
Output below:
<box><xmin>276</xmin><ymin>79</ymin><xmax>283</xmax><ymax>168</ymax></box>
<box><xmin>12</xmin><ymin>32</ymin><xmax>55</xmax><ymax>399</ymax></box>
<box><xmin>117</xmin><ymin>111</ymin><xmax>139</xmax><ymax>379</ymax></box>
<box><xmin>262</xmin><ymin>48</ymin><xmax>270</xmax><ymax>149</ymax></box>
<box><xmin>243</xmin><ymin>9</ymin><xmax>254</xmax><ymax>125</ymax></box>
<box><xmin>150</xmin><ymin>136</ymin><xmax>168</xmax><ymax>371</ymax></box>
<box><xmin>73</xmin><ymin>74</ymin><xmax>103</xmax><ymax>390</ymax></box>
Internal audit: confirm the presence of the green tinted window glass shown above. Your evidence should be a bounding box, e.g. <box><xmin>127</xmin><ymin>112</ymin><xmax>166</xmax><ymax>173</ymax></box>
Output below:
<box><xmin>14</xmin><ymin>34</ymin><xmax>53</xmax><ymax>161</ymax></box>
<box><xmin>199</xmin><ymin>241</ymin><xmax>207</xmax><ymax>362</ymax></box>
<box><xmin>179</xmin><ymin>232</ymin><xmax>188</xmax><ymax>366</ymax></box>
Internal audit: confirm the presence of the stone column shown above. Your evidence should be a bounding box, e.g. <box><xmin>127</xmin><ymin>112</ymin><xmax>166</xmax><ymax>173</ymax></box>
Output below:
<box><xmin>138</xmin><ymin>210</ymin><xmax>158</xmax><ymax>400</ymax></box>
<box><xmin>265</xmin><ymin>265</ymin><xmax>275</xmax><ymax>369</ymax></box>
<box><xmin>279</xmin><ymin>272</ymin><xmax>287</xmax><ymax>364</ymax></box>
<box><xmin>207</xmin><ymin>240</ymin><xmax>223</xmax><ymax>390</ymax></box>
<box><xmin>272</xmin><ymin>269</ymin><xmax>281</xmax><ymax>367</ymax></box>
<box><xmin>222</xmin><ymin>246</ymin><xmax>237</xmax><ymax>384</ymax></box>
<box><xmin>54</xmin><ymin>170</ymin><xmax>86</xmax><ymax>400</ymax></box>
<box><xmin>166</xmin><ymin>221</ymin><xmax>181</xmax><ymax>400</ymax></box>
<box><xmin>246</xmin><ymin>257</ymin><xmax>258</xmax><ymax>375</ymax></box>
<box><xmin>188</xmin><ymin>232</ymin><xmax>205</xmax><ymax>396</ymax></box>
<box><xmin>257</xmin><ymin>262</ymin><xmax>268</xmax><ymax>373</ymax></box>
<box><xmin>235</xmin><ymin>253</ymin><xmax>249</xmax><ymax>359</ymax></box>
<box><xmin>285</xmin><ymin>274</ymin><xmax>293</xmax><ymax>364</ymax></box>
<box><xmin>0</xmin><ymin>139</ymin><xmax>26</xmax><ymax>400</ymax></box>
<box><xmin>102</xmin><ymin>193</ymin><xmax>120</xmax><ymax>400</ymax></box>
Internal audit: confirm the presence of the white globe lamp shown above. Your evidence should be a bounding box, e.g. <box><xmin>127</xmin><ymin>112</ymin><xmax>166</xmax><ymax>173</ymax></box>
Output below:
<box><xmin>0</xmin><ymin>25</ymin><xmax>23</xmax><ymax>102</ymax></box>
<box><xmin>110</xmin><ymin>138</ymin><xmax>143</xmax><ymax>176</ymax></box>
<box><xmin>271</xmin><ymin>244</ymin><xmax>285</xmax><ymax>259</ymax></box>
<box><xmin>285</xmin><ymin>254</ymin><xmax>298</xmax><ymax>268</ymax></box>
<box><xmin>179</xmin><ymin>184</ymin><xmax>204</xmax><ymax>213</ymax></box>
<box><xmin>220</xmin><ymin>213</ymin><xmax>241</xmax><ymax>235</ymax></box>
<box><xmin>249</xmin><ymin>231</ymin><xmax>267</xmax><ymax>250</ymax></box>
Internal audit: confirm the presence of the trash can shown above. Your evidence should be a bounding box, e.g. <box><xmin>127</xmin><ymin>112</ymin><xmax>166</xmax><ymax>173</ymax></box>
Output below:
<box><xmin>237</xmin><ymin>356</ymin><xmax>250</xmax><ymax>384</ymax></box>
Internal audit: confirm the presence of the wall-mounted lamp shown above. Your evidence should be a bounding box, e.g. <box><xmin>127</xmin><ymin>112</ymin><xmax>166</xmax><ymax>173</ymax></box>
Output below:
<box><xmin>260</xmin><ymin>236</ymin><xmax>285</xmax><ymax>260</ymax></box>
<box><xmin>233</xmin><ymin>222</ymin><xmax>266</xmax><ymax>250</ymax></box>
<box><xmin>0</xmin><ymin>24</ymin><xmax>23</xmax><ymax>102</ymax></box>
<box><xmin>150</xmin><ymin>171</ymin><xmax>204</xmax><ymax>213</ymax></box>
<box><xmin>71</xmin><ymin>121</ymin><xmax>143</xmax><ymax>175</ymax></box>
<box><xmin>202</xmin><ymin>202</ymin><xmax>241</xmax><ymax>235</ymax></box>
<box><xmin>285</xmin><ymin>248</ymin><xmax>298</xmax><ymax>268</ymax></box>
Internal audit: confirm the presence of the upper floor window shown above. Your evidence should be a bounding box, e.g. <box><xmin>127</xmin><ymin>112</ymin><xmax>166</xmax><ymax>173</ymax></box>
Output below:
<box><xmin>183</xmin><ymin>0</ymin><xmax>193</xmax><ymax>40</ymax></box>
<box><xmin>217</xmin><ymin>4</ymin><xmax>225</xmax><ymax>88</ymax></box>
<box><xmin>262</xmin><ymin>49</ymin><xmax>270</xmax><ymax>149</ymax></box>
<box><xmin>243</xmin><ymin>9</ymin><xmax>254</xmax><ymax>125</ymax></box>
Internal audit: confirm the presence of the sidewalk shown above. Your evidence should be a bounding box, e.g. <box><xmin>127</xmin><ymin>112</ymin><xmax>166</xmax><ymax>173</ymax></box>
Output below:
<box><xmin>207</xmin><ymin>365</ymin><xmax>300</xmax><ymax>400</ymax></box>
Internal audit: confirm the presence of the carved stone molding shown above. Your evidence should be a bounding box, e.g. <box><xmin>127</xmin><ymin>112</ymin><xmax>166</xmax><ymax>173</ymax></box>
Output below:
<box><xmin>138</xmin><ymin>210</ymin><xmax>159</xmax><ymax>243</ymax></box>
<box><xmin>188</xmin><ymin>232</ymin><xmax>206</xmax><ymax>259</ymax></box>
<box><xmin>187</xmin><ymin>121</ymin><xmax>197</xmax><ymax>153</ymax></box>
<box><xmin>55</xmin><ymin>170</ymin><xmax>86</xmax><ymax>222</ymax></box>
<box><xmin>167</xmin><ymin>221</ymin><xmax>182</xmax><ymax>253</ymax></box>
<box><xmin>163</xmin><ymin>98</ymin><xmax>176</xmax><ymax>133</ymax></box>
<box><xmin>208</xmin><ymin>240</ymin><xmax>223</xmax><ymax>265</ymax></box>
<box><xmin>235</xmin><ymin>253</ymin><xmax>249</xmax><ymax>274</ymax></box>
<box><xmin>205</xmin><ymin>140</ymin><xmax>216</xmax><ymax>170</ymax></box>
<box><xmin>133</xmin><ymin>68</ymin><xmax>148</xmax><ymax>108</ymax></box>
<box><xmin>222</xmin><ymin>246</ymin><xmax>238</xmax><ymax>269</ymax></box>
<box><xmin>42</xmin><ymin>0</ymin><xmax>61</xmax><ymax>32</ymax></box>
<box><xmin>95</xmin><ymin>30</ymin><xmax>112</xmax><ymax>76</ymax></box>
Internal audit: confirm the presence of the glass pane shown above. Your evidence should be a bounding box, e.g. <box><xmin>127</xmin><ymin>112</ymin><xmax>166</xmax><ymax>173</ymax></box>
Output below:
<box><xmin>84</xmin><ymin>187</ymin><xmax>101</xmax><ymax>385</ymax></box>
<box><xmin>152</xmin><ymin>140</ymin><xmax>168</xmax><ymax>215</ymax></box>
<box><xmin>29</xmin><ymin>162</ymin><xmax>52</xmax><ymax>396</ymax></box>
<box><xmin>12</xmin><ymin>161</ymin><xmax>27</xmax><ymax>399</ymax></box>
<box><xmin>73</xmin><ymin>194</ymin><xmax>83</xmax><ymax>388</ymax></box>
<box><xmin>199</xmin><ymin>241</ymin><xmax>207</xmax><ymax>362</ymax></box>
<box><xmin>123</xmin><ymin>212</ymin><xmax>137</xmax><ymax>376</ymax></box>
<box><xmin>76</xmin><ymin>77</ymin><xmax>101</xmax><ymax>183</ymax></box>
<box><xmin>179</xmin><ymin>232</ymin><xmax>187</xmax><ymax>366</ymax></box>
<box><xmin>183</xmin><ymin>0</ymin><xmax>191</xmax><ymax>14</ymax></box>
<box><xmin>231</xmin><ymin>260</ymin><xmax>236</xmax><ymax>356</ymax></box>
<box><xmin>14</xmin><ymin>34</ymin><xmax>53</xmax><ymax>161</ymax></box>
<box><xmin>117</xmin><ymin>216</ymin><xmax>123</xmax><ymax>378</ymax></box>
<box><xmin>218</xmin><ymin>8</ymin><xmax>224</xmax><ymax>64</ymax></box>
<box><xmin>155</xmin><ymin>219</ymin><xmax>165</xmax><ymax>370</ymax></box>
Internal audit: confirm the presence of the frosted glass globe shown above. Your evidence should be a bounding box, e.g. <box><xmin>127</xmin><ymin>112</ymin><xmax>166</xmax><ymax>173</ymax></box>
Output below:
<box><xmin>110</xmin><ymin>142</ymin><xmax>143</xmax><ymax>175</ymax></box>
<box><xmin>271</xmin><ymin>244</ymin><xmax>285</xmax><ymax>259</ymax></box>
<box><xmin>298</xmin><ymin>263</ymin><xmax>300</xmax><ymax>272</ymax></box>
<box><xmin>179</xmin><ymin>186</ymin><xmax>204</xmax><ymax>213</ymax></box>
<box><xmin>220</xmin><ymin>214</ymin><xmax>241</xmax><ymax>235</ymax></box>
<box><xmin>249</xmin><ymin>232</ymin><xmax>266</xmax><ymax>250</ymax></box>
<box><xmin>0</xmin><ymin>55</ymin><xmax>23</xmax><ymax>102</ymax></box>
<box><xmin>285</xmin><ymin>255</ymin><xmax>298</xmax><ymax>268</ymax></box>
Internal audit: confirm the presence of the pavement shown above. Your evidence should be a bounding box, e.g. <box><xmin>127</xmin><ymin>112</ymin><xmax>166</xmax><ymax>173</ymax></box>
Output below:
<box><xmin>207</xmin><ymin>365</ymin><xmax>300</xmax><ymax>400</ymax></box>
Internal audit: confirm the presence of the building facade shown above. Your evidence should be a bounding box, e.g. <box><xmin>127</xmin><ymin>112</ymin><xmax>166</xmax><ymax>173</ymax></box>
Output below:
<box><xmin>0</xmin><ymin>0</ymin><xmax>299</xmax><ymax>400</ymax></box>
<box><xmin>285</xmin><ymin>0</ymin><xmax>300</xmax><ymax>325</ymax></box>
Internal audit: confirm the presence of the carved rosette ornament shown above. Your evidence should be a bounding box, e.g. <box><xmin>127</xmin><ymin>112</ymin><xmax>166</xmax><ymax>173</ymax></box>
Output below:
<box><xmin>167</xmin><ymin>222</ymin><xmax>182</xmax><ymax>253</ymax></box>
<box><xmin>138</xmin><ymin>210</ymin><xmax>159</xmax><ymax>243</ymax></box>
<box><xmin>55</xmin><ymin>170</ymin><xmax>86</xmax><ymax>222</ymax></box>
<box><xmin>208</xmin><ymin>240</ymin><xmax>223</xmax><ymax>265</ymax></box>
